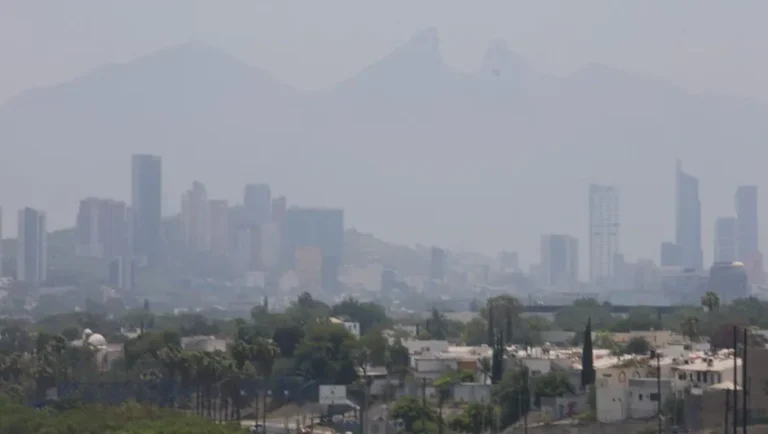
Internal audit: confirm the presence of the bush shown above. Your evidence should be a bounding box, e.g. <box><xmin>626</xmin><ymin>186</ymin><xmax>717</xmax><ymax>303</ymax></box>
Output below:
<box><xmin>0</xmin><ymin>398</ymin><xmax>246</xmax><ymax>434</ymax></box>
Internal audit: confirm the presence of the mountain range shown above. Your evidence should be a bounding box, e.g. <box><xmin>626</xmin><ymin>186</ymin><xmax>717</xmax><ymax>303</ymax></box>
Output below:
<box><xmin>2</xmin><ymin>28</ymin><xmax>767</xmax><ymax>263</ymax></box>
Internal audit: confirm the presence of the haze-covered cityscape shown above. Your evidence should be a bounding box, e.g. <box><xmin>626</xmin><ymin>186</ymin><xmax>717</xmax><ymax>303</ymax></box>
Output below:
<box><xmin>4</xmin><ymin>2</ymin><xmax>768</xmax><ymax>433</ymax></box>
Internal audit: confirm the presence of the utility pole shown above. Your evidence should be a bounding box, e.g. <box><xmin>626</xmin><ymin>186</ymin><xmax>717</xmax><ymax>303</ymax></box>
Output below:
<box><xmin>742</xmin><ymin>327</ymin><xmax>748</xmax><ymax>434</ymax></box>
<box><xmin>733</xmin><ymin>326</ymin><xmax>738</xmax><ymax>434</ymax></box>
<box><xmin>657</xmin><ymin>351</ymin><xmax>662</xmax><ymax>434</ymax></box>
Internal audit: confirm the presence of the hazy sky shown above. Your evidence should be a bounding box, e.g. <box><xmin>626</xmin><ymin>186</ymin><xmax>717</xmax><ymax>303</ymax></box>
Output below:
<box><xmin>2</xmin><ymin>0</ymin><xmax>768</xmax><ymax>271</ymax></box>
<box><xmin>2</xmin><ymin>1</ymin><xmax>768</xmax><ymax>104</ymax></box>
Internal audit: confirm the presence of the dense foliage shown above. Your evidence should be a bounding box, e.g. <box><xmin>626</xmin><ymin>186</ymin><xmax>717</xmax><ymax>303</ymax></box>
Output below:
<box><xmin>0</xmin><ymin>398</ymin><xmax>246</xmax><ymax>434</ymax></box>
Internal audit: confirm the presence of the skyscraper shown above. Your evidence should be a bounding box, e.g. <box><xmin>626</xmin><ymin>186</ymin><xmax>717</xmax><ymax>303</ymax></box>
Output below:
<box><xmin>271</xmin><ymin>196</ymin><xmax>287</xmax><ymax>224</ymax></box>
<box><xmin>540</xmin><ymin>234</ymin><xmax>579</xmax><ymax>289</ymax></box>
<box><xmin>735</xmin><ymin>186</ymin><xmax>758</xmax><ymax>260</ymax></box>
<box><xmin>132</xmin><ymin>154</ymin><xmax>162</xmax><ymax>265</ymax></box>
<box><xmin>660</xmin><ymin>242</ymin><xmax>682</xmax><ymax>267</ymax></box>
<box><xmin>208</xmin><ymin>199</ymin><xmax>230</xmax><ymax>257</ymax></box>
<box><xmin>75</xmin><ymin>198</ymin><xmax>129</xmax><ymax>259</ymax></box>
<box><xmin>675</xmin><ymin>160</ymin><xmax>703</xmax><ymax>270</ymax></box>
<box><xmin>244</xmin><ymin>184</ymin><xmax>271</xmax><ymax>227</ymax></box>
<box><xmin>735</xmin><ymin>185</ymin><xmax>762</xmax><ymax>284</ymax></box>
<box><xmin>180</xmin><ymin>181</ymin><xmax>210</xmax><ymax>252</ymax></box>
<box><xmin>17</xmin><ymin>207</ymin><xmax>47</xmax><ymax>283</ymax></box>
<box><xmin>588</xmin><ymin>184</ymin><xmax>620</xmax><ymax>283</ymax></box>
<box><xmin>0</xmin><ymin>207</ymin><xmax>3</xmax><ymax>277</ymax></box>
<box><xmin>430</xmin><ymin>247</ymin><xmax>446</xmax><ymax>281</ymax></box>
<box><xmin>714</xmin><ymin>217</ymin><xmax>738</xmax><ymax>263</ymax></box>
<box><xmin>281</xmin><ymin>207</ymin><xmax>344</xmax><ymax>289</ymax></box>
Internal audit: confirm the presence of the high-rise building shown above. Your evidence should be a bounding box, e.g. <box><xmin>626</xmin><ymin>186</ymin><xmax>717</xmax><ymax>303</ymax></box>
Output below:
<box><xmin>75</xmin><ymin>198</ymin><xmax>129</xmax><ymax>259</ymax></box>
<box><xmin>588</xmin><ymin>184</ymin><xmax>620</xmax><ymax>283</ymax></box>
<box><xmin>109</xmin><ymin>256</ymin><xmax>136</xmax><ymax>291</ymax></box>
<box><xmin>17</xmin><ymin>207</ymin><xmax>47</xmax><ymax>283</ymax></box>
<box><xmin>281</xmin><ymin>207</ymin><xmax>344</xmax><ymax>289</ymax></box>
<box><xmin>0</xmin><ymin>207</ymin><xmax>3</xmax><ymax>277</ymax></box>
<box><xmin>244</xmin><ymin>184</ymin><xmax>271</xmax><ymax>227</ymax></box>
<box><xmin>540</xmin><ymin>234</ymin><xmax>578</xmax><ymax>288</ymax></box>
<box><xmin>735</xmin><ymin>185</ymin><xmax>758</xmax><ymax>260</ymax></box>
<box><xmin>675</xmin><ymin>160</ymin><xmax>703</xmax><ymax>270</ymax></box>
<box><xmin>271</xmin><ymin>196</ymin><xmax>287</xmax><ymax>223</ymax></box>
<box><xmin>498</xmin><ymin>250</ymin><xmax>519</xmax><ymax>272</ymax></box>
<box><xmin>180</xmin><ymin>181</ymin><xmax>210</xmax><ymax>252</ymax></box>
<box><xmin>660</xmin><ymin>242</ymin><xmax>682</xmax><ymax>267</ymax></box>
<box><xmin>430</xmin><ymin>247</ymin><xmax>446</xmax><ymax>281</ymax></box>
<box><xmin>708</xmin><ymin>262</ymin><xmax>749</xmax><ymax>303</ymax></box>
<box><xmin>734</xmin><ymin>185</ymin><xmax>762</xmax><ymax>283</ymax></box>
<box><xmin>208</xmin><ymin>199</ymin><xmax>230</xmax><ymax>257</ymax></box>
<box><xmin>132</xmin><ymin>154</ymin><xmax>162</xmax><ymax>265</ymax></box>
<box><xmin>714</xmin><ymin>217</ymin><xmax>738</xmax><ymax>263</ymax></box>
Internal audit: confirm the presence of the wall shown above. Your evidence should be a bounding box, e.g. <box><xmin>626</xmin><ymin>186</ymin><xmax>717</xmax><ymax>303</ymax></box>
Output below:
<box><xmin>453</xmin><ymin>383</ymin><xmax>492</xmax><ymax>404</ymax></box>
<box><xmin>596</xmin><ymin>386</ymin><xmax>629</xmax><ymax>423</ymax></box>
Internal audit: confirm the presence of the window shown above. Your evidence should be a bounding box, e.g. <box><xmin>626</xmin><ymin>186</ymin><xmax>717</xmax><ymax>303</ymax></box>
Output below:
<box><xmin>703</xmin><ymin>372</ymin><xmax>708</xmax><ymax>383</ymax></box>
<box><xmin>638</xmin><ymin>394</ymin><xmax>644</xmax><ymax>401</ymax></box>
<box><xmin>650</xmin><ymin>393</ymin><xmax>660</xmax><ymax>402</ymax></box>
<box><xmin>531</xmin><ymin>370</ymin><xmax>542</xmax><ymax>377</ymax></box>
<box><xmin>696</xmin><ymin>372</ymin><xmax>701</xmax><ymax>382</ymax></box>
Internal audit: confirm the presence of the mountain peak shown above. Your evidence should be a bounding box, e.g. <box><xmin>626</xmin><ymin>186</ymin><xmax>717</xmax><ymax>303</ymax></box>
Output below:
<box><xmin>388</xmin><ymin>27</ymin><xmax>442</xmax><ymax>66</ymax></box>
<box><xmin>480</xmin><ymin>38</ymin><xmax>528</xmax><ymax>77</ymax></box>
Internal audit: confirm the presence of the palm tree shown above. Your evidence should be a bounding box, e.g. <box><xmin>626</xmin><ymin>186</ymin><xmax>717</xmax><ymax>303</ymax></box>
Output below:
<box><xmin>156</xmin><ymin>344</ymin><xmax>184</xmax><ymax>407</ymax></box>
<box><xmin>701</xmin><ymin>291</ymin><xmax>720</xmax><ymax>313</ymax></box>
<box><xmin>252</xmin><ymin>338</ymin><xmax>279</xmax><ymax>429</ymax></box>
<box><xmin>478</xmin><ymin>357</ymin><xmax>492</xmax><ymax>384</ymax></box>
<box><xmin>681</xmin><ymin>316</ymin><xmax>700</xmax><ymax>343</ymax></box>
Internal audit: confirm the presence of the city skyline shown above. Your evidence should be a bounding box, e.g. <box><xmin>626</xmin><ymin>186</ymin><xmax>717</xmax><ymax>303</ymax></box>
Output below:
<box><xmin>3</xmin><ymin>155</ymin><xmax>766</xmax><ymax>283</ymax></box>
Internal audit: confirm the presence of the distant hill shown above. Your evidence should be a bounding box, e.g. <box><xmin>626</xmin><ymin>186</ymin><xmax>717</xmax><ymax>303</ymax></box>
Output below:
<box><xmin>2</xmin><ymin>31</ymin><xmax>767</xmax><ymax>258</ymax></box>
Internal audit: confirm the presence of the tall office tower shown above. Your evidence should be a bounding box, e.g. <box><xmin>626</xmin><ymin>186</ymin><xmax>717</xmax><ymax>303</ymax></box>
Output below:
<box><xmin>498</xmin><ymin>250</ymin><xmax>519</xmax><ymax>272</ymax></box>
<box><xmin>108</xmin><ymin>256</ymin><xmax>136</xmax><ymax>291</ymax></box>
<box><xmin>271</xmin><ymin>196</ymin><xmax>287</xmax><ymax>223</ymax></box>
<box><xmin>735</xmin><ymin>186</ymin><xmax>758</xmax><ymax>260</ymax></box>
<box><xmin>208</xmin><ymin>199</ymin><xmax>230</xmax><ymax>257</ymax></box>
<box><xmin>281</xmin><ymin>207</ymin><xmax>344</xmax><ymax>290</ymax></box>
<box><xmin>17</xmin><ymin>208</ymin><xmax>47</xmax><ymax>283</ymax></box>
<box><xmin>660</xmin><ymin>242</ymin><xmax>682</xmax><ymax>267</ymax></box>
<box><xmin>430</xmin><ymin>247</ymin><xmax>446</xmax><ymax>280</ymax></box>
<box><xmin>244</xmin><ymin>184</ymin><xmax>271</xmax><ymax>227</ymax></box>
<box><xmin>540</xmin><ymin>234</ymin><xmax>579</xmax><ymax>289</ymax></box>
<box><xmin>588</xmin><ymin>184</ymin><xmax>620</xmax><ymax>283</ymax></box>
<box><xmin>735</xmin><ymin>185</ymin><xmax>763</xmax><ymax>284</ymax></box>
<box><xmin>714</xmin><ymin>217</ymin><xmax>738</xmax><ymax>263</ymax></box>
<box><xmin>132</xmin><ymin>154</ymin><xmax>162</xmax><ymax>265</ymax></box>
<box><xmin>180</xmin><ymin>181</ymin><xmax>210</xmax><ymax>252</ymax></box>
<box><xmin>675</xmin><ymin>160</ymin><xmax>703</xmax><ymax>270</ymax></box>
<box><xmin>75</xmin><ymin>198</ymin><xmax>129</xmax><ymax>258</ymax></box>
<box><xmin>0</xmin><ymin>207</ymin><xmax>3</xmax><ymax>277</ymax></box>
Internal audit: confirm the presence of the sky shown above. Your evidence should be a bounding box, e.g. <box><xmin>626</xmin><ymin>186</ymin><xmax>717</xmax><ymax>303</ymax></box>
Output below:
<box><xmin>1</xmin><ymin>0</ymin><xmax>768</xmax><ymax>270</ymax></box>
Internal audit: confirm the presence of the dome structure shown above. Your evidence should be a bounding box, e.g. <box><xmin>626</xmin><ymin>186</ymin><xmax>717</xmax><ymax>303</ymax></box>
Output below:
<box><xmin>85</xmin><ymin>333</ymin><xmax>108</xmax><ymax>348</ymax></box>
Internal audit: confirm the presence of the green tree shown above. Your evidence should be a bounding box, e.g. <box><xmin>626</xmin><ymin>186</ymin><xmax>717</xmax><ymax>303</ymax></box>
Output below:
<box><xmin>390</xmin><ymin>396</ymin><xmax>438</xmax><ymax>434</ymax></box>
<box><xmin>331</xmin><ymin>297</ymin><xmax>391</xmax><ymax>335</ymax></box>
<box><xmin>360</xmin><ymin>330</ymin><xmax>389</xmax><ymax>366</ymax></box>
<box><xmin>462</xmin><ymin>317</ymin><xmax>487</xmax><ymax>346</ymax></box>
<box><xmin>293</xmin><ymin>322</ymin><xmax>359</xmax><ymax>385</ymax></box>
<box><xmin>681</xmin><ymin>316</ymin><xmax>700</xmax><ymax>342</ymax></box>
<box><xmin>494</xmin><ymin>363</ymin><xmax>531</xmax><ymax>428</ymax></box>
<box><xmin>555</xmin><ymin>299</ymin><xmax>614</xmax><ymax>332</ymax></box>
<box><xmin>534</xmin><ymin>370</ymin><xmax>575</xmax><ymax>405</ymax></box>
<box><xmin>624</xmin><ymin>337</ymin><xmax>651</xmax><ymax>355</ymax></box>
<box><xmin>285</xmin><ymin>292</ymin><xmax>330</xmax><ymax>326</ymax></box>
<box><xmin>480</xmin><ymin>295</ymin><xmax>522</xmax><ymax>344</ymax></box>
<box><xmin>701</xmin><ymin>291</ymin><xmax>720</xmax><ymax>312</ymax></box>
<box><xmin>449</xmin><ymin>402</ymin><xmax>494</xmax><ymax>434</ymax></box>
<box><xmin>581</xmin><ymin>319</ymin><xmax>595</xmax><ymax>388</ymax></box>
<box><xmin>271</xmin><ymin>321</ymin><xmax>304</xmax><ymax>358</ymax></box>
